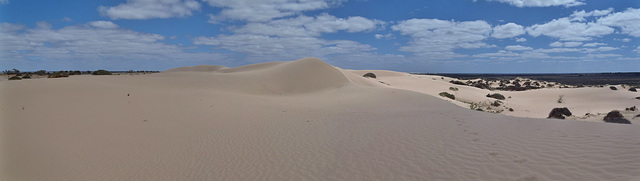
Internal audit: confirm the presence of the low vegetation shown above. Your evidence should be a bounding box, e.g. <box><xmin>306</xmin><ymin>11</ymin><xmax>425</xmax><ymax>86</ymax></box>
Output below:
<box><xmin>363</xmin><ymin>72</ymin><xmax>376</xmax><ymax>79</ymax></box>
<box><xmin>548</xmin><ymin>107</ymin><xmax>572</xmax><ymax>119</ymax></box>
<box><xmin>486</xmin><ymin>93</ymin><xmax>506</xmax><ymax>100</ymax></box>
<box><xmin>92</xmin><ymin>69</ymin><xmax>112</xmax><ymax>75</ymax></box>
<box><xmin>603</xmin><ymin>110</ymin><xmax>631</xmax><ymax>124</ymax></box>
<box><xmin>8</xmin><ymin>76</ymin><xmax>22</xmax><ymax>80</ymax></box>
<box><xmin>609</xmin><ymin>86</ymin><xmax>617</xmax><ymax>90</ymax></box>
<box><xmin>557</xmin><ymin>94</ymin><xmax>564</xmax><ymax>104</ymax></box>
<box><xmin>449</xmin><ymin>87</ymin><xmax>459</xmax><ymax>91</ymax></box>
<box><xmin>48</xmin><ymin>71</ymin><xmax>69</xmax><ymax>78</ymax></box>
<box><xmin>438</xmin><ymin>92</ymin><xmax>455</xmax><ymax>100</ymax></box>
<box><xmin>629</xmin><ymin>87</ymin><xmax>637</xmax><ymax>92</ymax></box>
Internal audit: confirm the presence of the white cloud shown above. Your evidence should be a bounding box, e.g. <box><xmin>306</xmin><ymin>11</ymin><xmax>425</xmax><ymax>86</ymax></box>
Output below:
<box><xmin>36</xmin><ymin>21</ymin><xmax>52</xmax><ymax>29</ymax></box>
<box><xmin>392</xmin><ymin>18</ymin><xmax>492</xmax><ymax>58</ymax></box>
<box><xmin>621</xmin><ymin>38</ymin><xmax>631</xmax><ymax>42</ymax></box>
<box><xmin>563</xmin><ymin>41</ymin><xmax>583</xmax><ymax>47</ymax></box>
<box><xmin>527</xmin><ymin>17</ymin><xmax>614</xmax><ymax>41</ymax></box>
<box><xmin>233</xmin><ymin>14</ymin><xmax>383</xmax><ymax>37</ymax></box>
<box><xmin>570</xmin><ymin>8</ymin><xmax>613</xmax><ymax>21</ymax></box>
<box><xmin>549</xmin><ymin>41</ymin><xmax>564</xmax><ymax>47</ymax></box>
<box><xmin>89</xmin><ymin>21</ymin><xmax>119</xmax><ymax>29</ymax></box>
<box><xmin>486</xmin><ymin>0</ymin><xmax>585</xmax><ymax>7</ymax></box>
<box><xmin>204</xmin><ymin>0</ymin><xmax>334</xmax><ymax>22</ymax></box>
<box><xmin>634</xmin><ymin>46</ymin><xmax>640</xmax><ymax>53</ymax></box>
<box><xmin>0</xmin><ymin>22</ymin><xmax>223</xmax><ymax>69</ymax></box>
<box><xmin>515</xmin><ymin>38</ymin><xmax>527</xmax><ymax>42</ymax></box>
<box><xmin>505</xmin><ymin>45</ymin><xmax>533</xmax><ymax>51</ymax></box>
<box><xmin>491</xmin><ymin>23</ymin><xmax>525</xmax><ymax>39</ymax></box>
<box><xmin>582</xmin><ymin>42</ymin><xmax>606</xmax><ymax>47</ymax></box>
<box><xmin>62</xmin><ymin>17</ymin><xmax>73</xmax><ymax>22</ymax></box>
<box><xmin>99</xmin><ymin>0</ymin><xmax>201</xmax><ymax>20</ymax></box>
<box><xmin>193</xmin><ymin>35</ymin><xmax>373</xmax><ymax>61</ymax></box>
<box><xmin>375</xmin><ymin>33</ymin><xmax>392</xmax><ymax>39</ymax></box>
<box><xmin>598</xmin><ymin>8</ymin><xmax>640</xmax><ymax>37</ymax></box>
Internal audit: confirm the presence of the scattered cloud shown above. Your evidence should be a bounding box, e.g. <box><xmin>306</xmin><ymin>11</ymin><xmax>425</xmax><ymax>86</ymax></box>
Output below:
<box><xmin>582</xmin><ymin>42</ymin><xmax>606</xmax><ymax>47</ymax></box>
<box><xmin>505</xmin><ymin>45</ymin><xmax>533</xmax><ymax>51</ymax></box>
<box><xmin>62</xmin><ymin>17</ymin><xmax>73</xmax><ymax>22</ymax></box>
<box><xmin>563</xmin><ymin>41</ymin><xmax>583</xmax><ymax>47</ymax></box>
<box><xmin>392</xmin><ymin>18</ymin><xmax>492</xmax><ymax>58</ymax></box>
<box><xmin>491</xmin><ymin>22</ymin><xmax>525</xmax><ymax>39</ymax></box>
<box><xmin>549</xmin><ymin>41</ymin><xmax>564</xmax><ymax>47</ymax></box>
<box><xmin>527</xmin><ymin>17</ymin><xmax>614</xmax><ymax>41</ymax></box>
<box><xmin>621</xmin><ymin>38</ymin><xmax>631</xmax><ymax>42</ymax></box>
<box><xmin>569</xmin><ymin>8</ymin><xmax>613</xmax><ymax>21</ymax></box>
<box><xmin>0</xmin><ymin>22</ymin><xmax>223</xmax><ymax>69</ymax></box>
<box><xmin>204</xmin><ymin>0</ymin><xmax>335</xmax><ymax>22</ymax></box>
<box><xmin>486</xmin><ymin>0</ymin><xmax>585</xmax><ymax>7</ymax></box>
<box><xmin>375</xmin><ymin>33</ymin><xmax>393</xmax><ymax>39</ymax></box>
<box><xmin>634</xmin><ymin>46</ymin><xmax>640</xmax><ymax>53</ymax></box>
<box><xmin>515</xmin><ymin>37</ymin><xmax>527</xmax><ymax>42</ymax></box>
<box><xmin>89</xmin><ymin>21</ymin><xmax>119</xmax><ymax>29</ymax></box>
<box><xmin>232</xmin><ymin>14</ymin><xmax>383</xmax><ymax>37</ymax></box>
<box><xmin>597</xmin><ymin>8</ymin><xmax>640</xmax><ymax>37</ymax></box>
<box><xmin>99</xmin><ymin>0</ymin><xmax>201</xmax><ymax>20</ymax></box>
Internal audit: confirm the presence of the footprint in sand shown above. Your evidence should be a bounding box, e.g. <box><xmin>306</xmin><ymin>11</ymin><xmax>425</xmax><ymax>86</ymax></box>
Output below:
<box><xmin>489</xmin><ymin>152</ymin><xmax>499</xmax><ymax>156</ymax></box>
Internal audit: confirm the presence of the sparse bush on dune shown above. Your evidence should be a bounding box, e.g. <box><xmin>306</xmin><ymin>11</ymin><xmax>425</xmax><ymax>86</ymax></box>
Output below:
<box><xmin>629</xmin><ymin>87</ymin><xmax>637</xmax><ymax>92</ymax></box>
<box><xmin>557</xmin><ymin>95</ymin><xmax>564</xmax><ymax>104</ymax></box>
<box><xmin>548</xmin><ymin>107</ymin><xmax>572</xmax><ymax>119</ymax></box>
<box><xmin>48</xmin><ymin>71</ymin><xmax>69</xmax><ymax>78</ymax></box>
<box><xmin>22</xmin><ymin>74</ymin><xmax>31</xmax><ymax>79</ymax></box>
<box><xmin>486</xmin><ymin>93</ymin><xmax>505</xmax><ymax>100</ymax></box>
<box><xmin>9</xmin><ymin>76</ymin><xmax>22</xmax><ymax>80</ymax></box>
<box><xmin>450</xmin><ymin>80</ymin><xmax>466</xmax><ymax>86</ymax></box>
<box><xmin>603</xmin><ymin>110</ymin><xmax>631</xmax><ymax>124</ymax></box>
<box><xmin>449</xmin><ymin>87</ymin><xmax>459</xmax><ymax>91</ymax></box>
<box><xmin>93</xmin><ymin>69</ymin><xmax>112</xmax><ymax>75</ymax></box>
<box><xmin>363</xmin><ymin>72</ymin><xmax>376</xmax><ymax>79</ymax></box>
<box><xmin>439</xmin><ymin>92</ymin><xmax>455</xmax><ymax>100</ymax></box>
<box><xmin>609</xmin><ymin>86</ymin><xmax>617</xmax><ymax>90</ymax></box>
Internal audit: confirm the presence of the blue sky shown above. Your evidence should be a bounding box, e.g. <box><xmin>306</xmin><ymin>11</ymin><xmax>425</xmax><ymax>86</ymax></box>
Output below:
<box><xmin>1</xmin><ymin>0</ymin><xmax>639</xmax><ymax>73</ymax></box>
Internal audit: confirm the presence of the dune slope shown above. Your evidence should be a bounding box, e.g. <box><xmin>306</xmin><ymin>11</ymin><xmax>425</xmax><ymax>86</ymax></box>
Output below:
<box><xmin>1</xmin><ymin>58</ymin><xmax>639</xmax><ymax>180</ymax></box>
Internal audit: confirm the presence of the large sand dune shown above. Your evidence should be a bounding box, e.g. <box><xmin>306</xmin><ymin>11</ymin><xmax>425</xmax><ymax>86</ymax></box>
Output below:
<box><xmin>2</xmin><ymin>58</ymin><xmax>639</xmax><ymax>180</ymax></box>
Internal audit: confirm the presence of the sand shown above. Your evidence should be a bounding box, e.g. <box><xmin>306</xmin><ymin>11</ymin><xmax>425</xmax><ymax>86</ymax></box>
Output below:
<box><xmin>2</xmin><ymin>58</ymin><xmax>639</xmax><ymax>180</ymax></box>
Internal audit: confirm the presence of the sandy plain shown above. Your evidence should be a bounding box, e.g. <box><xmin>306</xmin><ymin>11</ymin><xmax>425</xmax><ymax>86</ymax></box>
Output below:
<box><xmin>1</xmin><ymin>58</ymin><xmax>639</xmax><ymax>180</ymax></box>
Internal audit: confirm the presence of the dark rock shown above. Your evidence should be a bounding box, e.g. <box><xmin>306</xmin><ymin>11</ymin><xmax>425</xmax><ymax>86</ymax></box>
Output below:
<box><xmin>363</xmin><ymin>72</ymin><xmax>376</xmax><ymax>79</ymax></box>
<box><xmin>548</xmin><ymin>107</ymin><xmax>572</xmax><ymax>119</ymax></box>
<box><xmin>603</xmin><ymin>111</ymin><xmax>631</xmax><ymax>124</ymax></box>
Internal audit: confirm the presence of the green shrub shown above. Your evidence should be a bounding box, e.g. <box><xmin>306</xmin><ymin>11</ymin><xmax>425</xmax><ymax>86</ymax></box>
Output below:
<box><xmin>48</xmin><ymin>71</ymin><xmax>69</xmax><ymax>78</ymax></box>
<box><xmin>92</xmin><ymin>69</ymin><xmax>112</xmax><ymax>75</ymax></box>
<box><xmin>22</xmin><ymin>74</ymin><xmax>31</xmax><ymax>79</ymax></box>
<box><xmin>449</xmin><ymin>87</ymin><xmax>459</xmax><ymax>91</ymax></box>
<box><xmin>8</xmin><ymin>76</ymin><xmax>22</xmax><ymax>80</ymax></box>
<box><xmin>486</xmin><ymin>93</ymin><xmax>506</xmax><ymax>100</ymax></box>
<box><xmin>450</xmin><ymin>80</ymin><xmax>466</xmax><ymax>85</ymax></box>
<box><xmin>363</xmin><ymin>72</ymin><xmax>376</xmax><ymax>79</ymax></box>
<box><xmin>439</xmin><ymin>92</ymin><xmax>455</xmax><ymax>100</ymax></box>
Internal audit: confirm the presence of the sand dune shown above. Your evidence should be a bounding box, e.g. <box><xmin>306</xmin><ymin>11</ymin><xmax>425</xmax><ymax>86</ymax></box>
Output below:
<box><xmin>2</xmin><ymin>58</ymin><xmax>639</xmax><ymax>180</ymax></box>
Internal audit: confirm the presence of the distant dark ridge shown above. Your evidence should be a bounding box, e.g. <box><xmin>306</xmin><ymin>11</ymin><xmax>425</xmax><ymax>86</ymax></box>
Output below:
<box><xmin>415</xmin><ymin>72</ymin><xmax>640</xmax><ymax>86</ymax></box>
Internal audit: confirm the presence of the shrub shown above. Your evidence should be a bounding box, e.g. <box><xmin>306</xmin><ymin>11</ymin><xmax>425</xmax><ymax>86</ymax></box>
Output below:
<box><xmin>486</xmin><ymin>93</ymin><xmax>505</xmax><ymax>100</ymax></box>
<box><xmin>363</xmin><ymin>72</ymin><xmax>376</xmax><ymax>79</ymax></box>
<box><xmin>22</xmin><ymin>74</ymin><xmax>31</xmax><ymax>79</ymax></box>
<box><xmin>93</xmin><ymin>69</ymin><xmax>112</xmax><ymax>75</ymax></box>
<box><xmin>557</xmin><ymin>94</ymin><xmax>564</xmax><ymax>104</ymax></box>
<box><xmin>548</xmin><ymin>107</ymin><xmax>572</xmax><ymax>119</ymax></box>
<box><xmin>625</xmin><ymin>106</ymin><xmax>636</xmax><ymax>111</ymax></box>
<box><xmin>449</xmin><ymin>87</ymin><xmax>459</xmax><ymax>91</ymax></box>
<box><xmin>491</xmin><ymin>100</ymin><xmax>502</xmax><ymax>107</ymax></box>
<box><xmin>8</xmin><ymin>76</ymin><xmax>22</xmax><ymax>80</ymax></box>
<box><xmin>603</xmin><ymin>111</ymin><xmax>631</xmax><ymax>124</ymax></box>
<box><xmin>609</xmin><ymin>86</ymin><xmax>617</xmax><ymax>90</ymax></box>
<box><xmin>449</xmin><ymin>80</ymin><xmax>466</xmax><ymax>85</ymax></box>
<box><xmin>470</xmin><ymin>102</ymin><xmax>480</xmax><ymax>110</ymax></box>
<box><xmin>439</xmin><ymin>92</ymin><xmax>455</xmax><ymax>100</ymax></box>
<box><xmin>629</xmin><ymin>87</ymin><xmax>637</xmax><ymax>92</ymax></box>
<box><xmin>48</xmin><ymin>71</ymin><xmax>69</xmax><ymax>78</ymax></box>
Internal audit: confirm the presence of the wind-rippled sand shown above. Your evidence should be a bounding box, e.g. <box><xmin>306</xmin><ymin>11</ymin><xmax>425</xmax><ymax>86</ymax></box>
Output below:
<box><xmin>2</xmin><ymin>58</ymin><xmax>639</xmax><ymax>180</ymax></box>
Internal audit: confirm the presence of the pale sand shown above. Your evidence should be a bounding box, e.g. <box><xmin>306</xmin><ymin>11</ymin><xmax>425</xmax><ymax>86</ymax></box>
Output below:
<box><xmin>1</xmin><ymin>58</ymin><xmax>639</xmax><ymax>180</ymax></box>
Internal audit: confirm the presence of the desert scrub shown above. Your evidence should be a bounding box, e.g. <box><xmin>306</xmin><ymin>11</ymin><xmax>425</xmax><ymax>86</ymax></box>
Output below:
<box><xmin>92</xmin><ymin>69</ymin><xmax>112</xmax><ymax>75</ymax></box>
<box><xmin>449</xmin><ymin>80</ymin><xmax>466</xmax><ymax>85</ymax></box>
<box><xmin>363</xmin><ymin>72</ymin><xmax>376</xmax><ymax>79</ymax></box>
<box><xmin>8</xmin><ymin>76</ymin><xmax>22</xmax><ymax>80</ymax></box>
<box><xmin>557</xmin><ymin>94</ymin><xmax>564</xmax><ymax>103</ymax></box>
<box><xmin>486</xmin><ymin>93</ymin><xmax>505</xmax><ymax>100</ymax></box>
<box><xmin>439</xmin><ymin>92</ymin><xmax>455</xmax><ymax>100</ymax></box>
<box><xmin>449</xmin><ymin>87</ymin><xmax>459</xmax><ymax>91</ymax></box>
<box><xmin>48</xmin><ymin>71</ymin><xmax>69</xmax><ymax>78</ymax></box>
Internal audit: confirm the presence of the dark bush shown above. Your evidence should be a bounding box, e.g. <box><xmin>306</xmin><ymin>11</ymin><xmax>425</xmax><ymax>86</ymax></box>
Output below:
<box><xmin>363</xmin><ymin>72</ymin><xmax>376</xmax><ymax>79</ymax></box>
<box><xmin>22</xmin><ymin>74</ymin><xmax>31</xmax><ymax>79</ymax></box>
<box><xmin>629</xmin><ymin>87</ymin><xmax>637</xmax><ymax>92</ymax></box>
<box><xmin>603</xmin><ymin>111</ymin><xmax>631</xmax><ymax>124</ymax></box>
<box><xmin>625</xmin><ymin>106</ymin><xmax>636</xmax><ymax>111</ymax></box>
<box><xmin>48</xmin><ymin>71</ymin><xmax>69</xmax><ymax>78</ymax></box>
<box><xmin>450</xmin><ymin>80</ymin><xmax>467</xmax><ymax>85</ymax></box>
<box><xmin>92</xmin><ymin>69</ymin><xmax>112</xmax><ymax>75</ymax></box>
<box><xmin>486</xmin><ymin>93</ymin><xmax>506</xmax><ymax>100</ymax></box>
<box><xmin>491</xmin><ymin>100</ymin><xmax>502</xmax><ymax>107</ymax></box>
<box><xmin>609</xmin><ymin>86</ymin><xmax>617</xmax><ymax>90</ymax></box>
<box><xmin>8</xmin><ymin>76</ymin><xmax>22</xmax><ymax>80</ymax></box>
<box><xmin>438</xmin><ymin>92</ymin><xmax>455</xmax><ymax>100</ymax></box>
<box><xmin>449</xmin><ymin>87</ymin><xmax>459</xmax><ymax>91</ymax></box>
<box><xmin>548</xmin><ymin>107</ymin><xmax>572</xmax><ymax>119</ymax></box>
